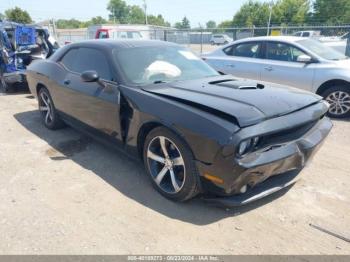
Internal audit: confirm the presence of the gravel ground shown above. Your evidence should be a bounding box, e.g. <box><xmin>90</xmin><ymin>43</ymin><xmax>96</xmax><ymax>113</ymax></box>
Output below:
<box><xmin>0</xmin><ymin>92</ymin><xmax>349</xmax><ymax>255</ymax></box>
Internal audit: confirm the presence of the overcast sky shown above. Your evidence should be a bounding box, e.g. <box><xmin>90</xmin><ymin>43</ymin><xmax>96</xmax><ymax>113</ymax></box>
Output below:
<box><xmin>0</xmin><ymin>0</ymin><xmax>265</xmax><ymax>26</ymax></box>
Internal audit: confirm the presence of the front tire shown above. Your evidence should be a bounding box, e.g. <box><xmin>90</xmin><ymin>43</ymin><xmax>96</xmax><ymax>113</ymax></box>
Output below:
<box><xmin>0</xmin><ymin>69</ymin><xmax>9</xmax><ymax>93</ymax></box>
<box><xmin>322</xmin><ymin>86</ymin><xmax>350</xmax><ymax>118</ymax></box>
<box><xmin>38</xmin><ymin>87</ymin><xmax>65</xmax><ymax>130</ymax></box>
<box><xmin>143</xmin><ymin>127</ymin><xmax>200</xmax><ymax>202</ymax></box>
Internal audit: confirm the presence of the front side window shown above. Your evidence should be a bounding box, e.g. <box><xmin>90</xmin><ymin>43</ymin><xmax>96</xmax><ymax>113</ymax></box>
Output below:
<box><xmin>60</xmin><ymin>48</ymin><xmax>79</xmax><ymax>71</ymax></box>
<box><xmin>61</xmin><ymin>48</ymin><xmax>112</xmax><ymax>81</ymax></box>
<box><xmin>266</xmin><ymin>42</ymin><xmax>307</xmax><ymax>62</ymax></box>
<box><xmin>113</xmin><ymin>46</ymin><xmax>219</xmax><ymax>86</ymax></box>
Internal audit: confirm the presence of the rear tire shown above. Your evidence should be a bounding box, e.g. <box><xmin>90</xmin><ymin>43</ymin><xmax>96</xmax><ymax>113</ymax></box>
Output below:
<box><xmin>321</xmin><ymin>86</ymin><xmax>350</xmax><ymax>118</ymax></box>
<box><xmin>38</xmin><ymin>87</ymin><xmax>65</xmax><ymax>130</ymax></box>
<box><xmin>143</xmin><ymin>127</ymin><xmax>200</xmax><ymax>202</ymax></box>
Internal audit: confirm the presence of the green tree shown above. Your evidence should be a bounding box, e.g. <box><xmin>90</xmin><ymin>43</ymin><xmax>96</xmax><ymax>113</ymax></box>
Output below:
<box><xmin>5</xmin><ymin>7</ymin><xmax>32</xmax><ymax>24</ymax></box>
<box><xmin>147</xmin><ymin>14</ymin><xmax>171</xmax><ymax>27</ymax></box>
<box><xmin>231</xmin><ymin>0</ymin><xmax>310</xmax><ymax>27</ymax></box>
<box><xmin>218</xmin><ymin>20</ymin><xmax>233</xmax><ymax>28</ymax></box>
<box><xmin>0</xmin><ymin>13</ymin><xmax>5</xmax><ymax>21</ymax></box>
<box><xmin>107</xmin><ymin>0</ymin><xmax>170</xmax><ymax>25</ymax></box>
<box><xmin>313</xmin><ymin>0</ymin><xmax>350</xmax><ymax>24</ymax></box>
<box><xmin>206</xmin><ymin>20</ymin><xmax>217</xmax><ymax>29</ymax></box>
<box><xmin>174</xmin><ymin>16</ymin><xmax>190</xmax><ymax>29</ymax></box>
<box><xmin>56</xmin><ymin>19</ymin><xmax>83</xmax><ymax>29</ymax></box>
<box><xmin>182</xmin><ymin>16</ymin><xmax>191</xmax><ymax>29</ymax></box>
<box><xmin>232</xmin><ymin>1</ymin><xmax>270</xmax><ymax>26</ymax></box>
<box><xmin>90</xmin><ymin>16</ymin><xmax>108</xmax><ymax>25</ymax></box>
<box><xmin>128</xmin><ymin>5</ymin><xmax>146</xmax><ymax>24</ymax></box>
<box><xmin>272</xmin><ymin>0</ymin><xmax>309</xmax><ymax>25</ymax></box>
<box><xmin>174</xmin><ymin>22</ymin><xmax>183</xmax><ymax>29</ymax></box>
<box><xmin>80</xmin><ymin>16</ymin><xmax>109</xmax><ymax>27</ymax></box>
<box><xmin>107</xmin><ymin>0</ymin><xmax>130</xmax><ymax>23</ymax></box>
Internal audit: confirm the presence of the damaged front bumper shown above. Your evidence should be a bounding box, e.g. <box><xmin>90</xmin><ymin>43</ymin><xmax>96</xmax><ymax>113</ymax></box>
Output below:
<box><xmin>197</xmin><ymin>102</ymin><xmax>333</xmax><ymax>206</ymax></box>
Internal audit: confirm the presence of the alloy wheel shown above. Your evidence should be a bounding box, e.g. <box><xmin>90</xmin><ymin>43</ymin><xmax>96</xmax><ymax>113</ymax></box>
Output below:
<box><xmin>146</xmin><ymin>136</ymin><xmax>186</xmax><ymax>194</ymax></box>
<box><xmin>326</xmin><ymin>91</ymin><xmax>350</xmax><ymax>116</ymax></box>
<box><xmin>39</xmin><ymin>91</ymin><xmax>54</xmax><ymax>125</ymax></box>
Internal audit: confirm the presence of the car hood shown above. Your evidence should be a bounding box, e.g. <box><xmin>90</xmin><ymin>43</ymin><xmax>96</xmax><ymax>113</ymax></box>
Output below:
<box><xmin>142</xmin><ymin>76</ymin><xmax>322</xmax><ymax>127</ymax></box>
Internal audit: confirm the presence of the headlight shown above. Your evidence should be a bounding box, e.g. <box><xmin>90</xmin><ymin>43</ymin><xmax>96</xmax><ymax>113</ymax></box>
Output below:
<box><xmin>238</xmin><ymin>137</ymin><xmax>260</xmax><ymax>156</ymax></box>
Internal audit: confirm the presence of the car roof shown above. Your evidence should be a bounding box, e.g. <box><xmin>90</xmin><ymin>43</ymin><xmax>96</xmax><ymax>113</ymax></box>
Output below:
<box><xmin>0</xmin><ymin>21</ymin><xmax>44</xmax><ymax>30</ymax></box>
<box><xmin>234</xmin><ymin>36</ymin><xmax>304</xmax><ymax>44</ymax></box>
<box><xmin>67</xmin><ymin>39</ymin><xmax>179</xmax><ymax>50</ymax></box>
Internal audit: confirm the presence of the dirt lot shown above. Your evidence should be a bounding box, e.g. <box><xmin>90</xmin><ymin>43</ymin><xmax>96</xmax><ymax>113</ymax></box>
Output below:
<box><xmin>0</xmin><ymin>92</ymin><xmax>349</xmax><ymax>255</ymax></box>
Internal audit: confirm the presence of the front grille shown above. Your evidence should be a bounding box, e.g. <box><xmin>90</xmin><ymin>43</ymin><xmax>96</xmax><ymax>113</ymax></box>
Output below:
<box><xmin>258</xmin><ymin>120</ymin><xmax>319</xmax><ymax>149</ymax></box>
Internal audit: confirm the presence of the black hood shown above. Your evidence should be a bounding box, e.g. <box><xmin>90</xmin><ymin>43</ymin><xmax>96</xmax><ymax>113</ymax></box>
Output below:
<box><xmin>143</xmin><ymin>76</ymin><xmax>322</xmax><ymax>127</ymax></box>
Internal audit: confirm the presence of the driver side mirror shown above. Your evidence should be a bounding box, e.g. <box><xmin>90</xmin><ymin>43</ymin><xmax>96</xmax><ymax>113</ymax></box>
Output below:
<box><xmin>297</xmin><ymin>54</ymin><xmax>313</xmax><ymax>63</ymax></box>
<box><xmin>81</xmin><ymin>70</ymin><xmax>99</xmax><ymax>82</ymax></box>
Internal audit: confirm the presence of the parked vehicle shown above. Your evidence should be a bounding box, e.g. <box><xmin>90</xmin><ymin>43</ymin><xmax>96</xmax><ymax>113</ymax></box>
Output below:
<box><xmin>26</xmin><ymin>40</ymin><xmax>332</xmax><ymax>206</ymax></box>
<box><xmin>210</xmin><ymin>34</ymin><xmax>233</xmax><ymax>45</ymax></box>
<box><xmin>202</xmin><ymin>36</ymin><xmax>350</xmax><ymax>118</ymax></box>
<box><xmin>293</xmin><ymin>31</ymin><xmax>321</xmax><ymax>38</ymax></box>
<box><xmin>0</xmin><ymin>21</ymin><xmax>56</xmax><ymax>92</ymax></box>
<box><xmin>319</xmin><ymin>33</ymin><xmax>348</xmax><ymax>54</ymax></box>
<box><xmin>95</xmin><ymin>28</ymin><xmax>142</xmax><ymax>40</ymax></box>
<box><xmin>88</xmin><ymin>25</ymin><xmax>146</xmax><ymax>40</ymax></box>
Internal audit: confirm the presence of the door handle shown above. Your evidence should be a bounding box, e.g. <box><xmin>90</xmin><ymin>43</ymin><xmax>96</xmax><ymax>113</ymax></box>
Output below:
<box><xmin>63</xmin><ymin>79</ymin><xmax>71</xmax><ymax>85</ymax></box>
<box><xmin>264</xmin><ymin>66</ymin><xmax>273</xmax><ymax>72</ymax></box>
<box><xmin>225</xmin><ymin>64</ymin><xmax>235</xmax><ymax>68</ymax></box>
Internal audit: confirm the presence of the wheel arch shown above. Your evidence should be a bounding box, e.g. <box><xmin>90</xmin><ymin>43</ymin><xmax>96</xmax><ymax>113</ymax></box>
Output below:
<box><xmin>36</xmin><ymin>82</ymin><xmax>47</xmax><ymax>95</ymax></box>
<box><xmin>316</xmin><ymin>79</ymin><xmax>350</xmax><ymax>96</ymax></box>
<box><xmin>136</xmin><ymin>121</ymin><xmax>193</xmax><ymax>161</ymax></box>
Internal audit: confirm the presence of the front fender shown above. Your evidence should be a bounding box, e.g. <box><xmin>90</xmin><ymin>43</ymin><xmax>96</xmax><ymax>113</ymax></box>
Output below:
<box><xmin>120</xmin><ymin>85</ymin><xmax>239</xmax><ymax>164</ymax></box>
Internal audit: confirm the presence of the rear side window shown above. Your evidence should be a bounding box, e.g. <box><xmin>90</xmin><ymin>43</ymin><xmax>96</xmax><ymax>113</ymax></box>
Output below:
<box><xmin>224</xmin><ymin>42</ymin><xmax>261</xmax><ymax>58</ymax></box>
<box><xmin>61</xmin><ymin>47</ymin><xmax>112</xmax><ymax>81</ymax></box>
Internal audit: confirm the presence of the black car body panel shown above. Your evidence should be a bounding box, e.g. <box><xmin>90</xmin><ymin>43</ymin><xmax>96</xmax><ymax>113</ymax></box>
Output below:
<box><xmin>143</xmin><ymin>76</ymin><xmax>322</xmax><ymax>127</ymax></box>
<box><xmin>26</xmin><ymin>40</ymin><xmax>332</xmax><ymax>205</ymax></box>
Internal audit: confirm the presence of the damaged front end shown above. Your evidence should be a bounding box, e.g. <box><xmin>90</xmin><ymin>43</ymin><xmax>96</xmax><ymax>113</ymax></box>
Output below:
<box><xmin>198</xmin><ymin>101</ymin><xmax>333</xmax><ymax>207</ymax></box>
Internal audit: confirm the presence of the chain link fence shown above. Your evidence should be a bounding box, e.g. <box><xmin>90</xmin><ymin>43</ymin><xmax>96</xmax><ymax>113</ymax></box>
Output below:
<box><xmin>54</xmin><ymin>25</ymin><xmax>350</xmax><ymax>55</ymax></box>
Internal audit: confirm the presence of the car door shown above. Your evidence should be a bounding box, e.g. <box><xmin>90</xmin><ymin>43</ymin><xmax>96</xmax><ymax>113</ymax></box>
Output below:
<box><xmin>260</xmin><ymin>41</ymin><xmax>315</xmax><ymax>91</ymax></box>
<box><xmin>211</xmin><ymin>41</ymin><xmax>263</xmax><ymax>80</ymax></box>
<box><xmin>57</xmin><ymin>47</ymin><xmax>122</xmax><ymax>141</ymax></box>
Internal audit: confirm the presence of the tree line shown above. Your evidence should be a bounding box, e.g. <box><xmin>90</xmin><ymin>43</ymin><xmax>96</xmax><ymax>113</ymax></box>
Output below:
<box><xmin>1</xmin><ymin>0</ymin><xmax>350</xmax><ymax>29</ymax></box>
<box><xmin>219</xmin><ymin>0</ymin><xmax>350</xmax><ymax>28</ymax></box>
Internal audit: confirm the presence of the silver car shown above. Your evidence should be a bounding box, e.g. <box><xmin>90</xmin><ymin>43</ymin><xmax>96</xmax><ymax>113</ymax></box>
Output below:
<box><xmin>203</xmin><ymin>36</ymin><xmax>350</xmax><ymax>118</ymax></box>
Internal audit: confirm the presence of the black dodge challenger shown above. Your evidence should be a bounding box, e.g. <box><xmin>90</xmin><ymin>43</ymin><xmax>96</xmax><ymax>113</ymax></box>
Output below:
<box><xmin>26</xmin><ymin>40</ymin><xmax>332</xmax><ymax>206</ymax></box>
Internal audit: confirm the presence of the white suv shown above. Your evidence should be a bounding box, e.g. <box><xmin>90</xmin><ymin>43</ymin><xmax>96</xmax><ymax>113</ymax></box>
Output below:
<box><xmin>202</xmin><ymin>36</ymin><xmax>350</xmax><ymax>118</ymax></box>
<box><xmin>210</xmin><ymin>34</ymin><xmax>233</xmax><ymax>45</ymax></box>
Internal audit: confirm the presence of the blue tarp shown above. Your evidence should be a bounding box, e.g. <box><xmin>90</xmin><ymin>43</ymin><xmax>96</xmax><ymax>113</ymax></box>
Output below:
<box><xmin>15</xmin><ymin>25</ymin><xmax>35</xmax><ymax>46</ymax></box>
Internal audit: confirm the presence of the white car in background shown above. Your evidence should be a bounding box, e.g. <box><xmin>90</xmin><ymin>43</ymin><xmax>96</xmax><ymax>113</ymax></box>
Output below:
<box><xmin>202</xmin><ymin>36</ymin><xmax>350</xmax><ymax>118</ymax></box>
<box><xmin>210</xmin><ymin>34</ymin><xmax>233</xmax><ymax>45</ymax></box>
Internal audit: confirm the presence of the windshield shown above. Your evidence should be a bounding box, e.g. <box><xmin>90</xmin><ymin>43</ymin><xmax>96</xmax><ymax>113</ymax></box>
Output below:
<box><xmin>113</xmin><ymin>46</ymin><xmax>219</xmax><ymax>85</ymax></box>
<box><xmin>297</xmin><ymin>39</ymin><xmax>347</xmax><ymax>60</ymax></box>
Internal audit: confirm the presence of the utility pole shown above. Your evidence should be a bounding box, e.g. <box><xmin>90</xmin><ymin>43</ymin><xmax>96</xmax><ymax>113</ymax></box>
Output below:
<box><xmin>267</xmin><ymin>0</ymin><xmax>274</xmax><ymax>36</ymax></box>
<box><xmin>143</xmin><ymin>0</ymin><xmax>148</xmax><ymax>25</ymax></box>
